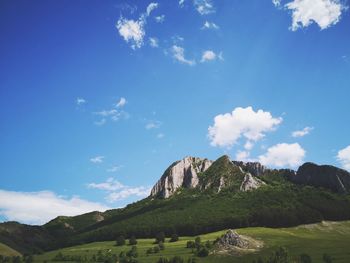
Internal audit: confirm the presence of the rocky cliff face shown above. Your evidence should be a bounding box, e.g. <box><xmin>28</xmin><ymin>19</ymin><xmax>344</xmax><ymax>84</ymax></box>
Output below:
<box><xmin>151</xmin><ymin>155</ymin><xmax>266</xmax><ymax>198</ymax></box>
<box><xmin>150</xmin><ymin>156</ymin><xmax>213</xmax><ymax>198</ymax></box>
<box><xmin>292</xmin><ymin>162</ymin><xmax>350</xmax><ymax>193</ymax></box>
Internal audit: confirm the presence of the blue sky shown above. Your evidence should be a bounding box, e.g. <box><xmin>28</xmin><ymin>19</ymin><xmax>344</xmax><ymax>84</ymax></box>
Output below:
<box><xmin>1</xmin><ymin>0</ymin><xmax>350</xmax><ymax>224</ymax></box>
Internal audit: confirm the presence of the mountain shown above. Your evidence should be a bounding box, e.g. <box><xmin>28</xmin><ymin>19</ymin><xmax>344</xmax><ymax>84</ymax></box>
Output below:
<box><xmin>291</xmin><ymin>162</ymin><xmax>350</xmax><ymax>193</ymax></box>
<box><xmin>1</xmin><ymin>155</ymin><xmax>350</xmax><ymax>255</ymax></box>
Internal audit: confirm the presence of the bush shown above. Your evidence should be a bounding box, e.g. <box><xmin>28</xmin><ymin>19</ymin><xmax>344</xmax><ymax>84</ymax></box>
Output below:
<box><xmin>169</xmin><ymin>233</ymin><xmax>179</xmax><ymax>242</ymax></box>
<box><xmin>186</xmin><ymin>241</ymin><xmax>195</xmax><ymax>248</ymax></box>
<box><xmin>196</xmin><ymin>246</ymin><xmax>209</xmax><ymax>257</ymax></box>
<box><xmin>126</xmin><ymin>245</ymin><xmax>138</xmax><ymax>258</ymax></box>
<box><xmin>116</xmin><ymin>235</ymin><xmax>126</xmax><ymax>246</ymax></box>
<box><xmin>323</xmin><ymin>253</ymin><xmax>333</xmax><ymax>263</ymax></box>
<box><xmin>299</xmin><ymin>253</ymin><xmax>312</xmax><ymax>263</ymax></box>
<box><xmin>159</xmin><ymin>241</ymin><xmax>165</xmax><ymax>250</ymax></box>
<box><xmin>156</xmin><ymin>232</ymin><xmax>165</xmax><ymax>243</ymax></box>
<box><xmin>129</xmin><ymin>236</ymin><xmax>137</xmax><ymax>245</ymax></box>
<box><xmin>153</xmin><ymin>245</ymin><xmax>160</xmax><ymax>253</ymax></box>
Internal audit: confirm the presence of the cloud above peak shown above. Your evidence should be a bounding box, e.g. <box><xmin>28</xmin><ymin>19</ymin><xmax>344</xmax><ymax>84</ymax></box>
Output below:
<box><xmin>337</xmin><ymin>145</ymin><xmax>350</xmax><ymax>171</ymax></box>
<box><xmin>259</xmin><ymin>143</ymin><xmax>306</xmax><ymax>168</ymax></box>
<box><xmin>208</xmin><ymin>107</ymin><xmax>282</xmax><ymax>149</ymax></box>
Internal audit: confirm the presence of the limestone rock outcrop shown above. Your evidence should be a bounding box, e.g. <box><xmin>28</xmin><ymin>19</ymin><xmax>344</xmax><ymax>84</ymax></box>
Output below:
<box><xmin>150</xmin><ymin>156</ymin><xmax>213</xmax><ymax>198</ymax></box>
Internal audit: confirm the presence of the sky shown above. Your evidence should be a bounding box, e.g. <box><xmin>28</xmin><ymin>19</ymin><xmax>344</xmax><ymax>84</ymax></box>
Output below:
<box><xmin>0</xmin><ymin>0</ymin><xmax>350</xmax><ymax>225</ymax></box>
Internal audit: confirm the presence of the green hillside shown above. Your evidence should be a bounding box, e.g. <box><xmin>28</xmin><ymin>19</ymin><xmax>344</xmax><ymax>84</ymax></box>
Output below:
<box><xmin>33</xmin><ymin>221</ymin><xmax>350</xmax><ymax>263</ymax></box>
<box><xmin>0</xmin><ymin>243</ymin><xmax>21</xmax><ymax>257</ymax></box>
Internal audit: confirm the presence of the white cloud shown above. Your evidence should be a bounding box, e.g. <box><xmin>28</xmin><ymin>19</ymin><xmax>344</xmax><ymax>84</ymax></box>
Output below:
<box><xmin>337</xmin><ymin>145</ymin><xmax>350</xmax><ymax>170</ymax></box>
<box><xmin>200</xmin><ymin>50</ymin><xmax>223</xmax><ymax>62</ymax></box>
<box><xmin>179</xmin><ymin>0</ymin><xmax>185</xmax><ymax>7</ymax></box>
<box><xmin>202</xmin><ymin>21</ymin><xmax>219</xmax><ymax>30</ymax></box>
<box><xmin>0</xmin><ymin>190</ymin><xmax>109</xmax><ymax>225</ymax></box>
<box><xmin>235</xmin><ymin>150</ymin><xmax>252</xmax><ymax>162</ymax></box>
<box><xmin>194</xmin><ymin>0</ymin><xmax>215</xmax><ymax>15</ymax></box>
<box><xmin>107</xmin><ymin>165</ymin><xmax>122</xmax><ymax>173</ymax></box>
<box><xmin>284</xmin><ymin>0</ymin><xmax>345</xmax><ymax>31</ymax></box>
<box><xmin>273</xmin><ymin>0</ymin><xmax>282</xmax><ymax>7</ymax></box>
<box><xmin>76</xmin><ymin>97</ymin><xmax>86</xmax><ymax>106</ymax></box>
<box><xmin>145</xmin><ymin>120</ymin><xmax>162</xmax><ymax>130</ymax></box>
<box><xmin>208</xmin><ymin>106</ymin><xmax>282</xmax><ymax>148</ymax></box>
<box><xmin>116</xmin><ymin>97</ymin><xmax>127</xmax><ymax>108</ymax></box>
<box><xmin>149</xmin><ymin>37</ymin><xmax>159</xmax><ymax>48</ymax></box>
<box><xmin>171</xmin><ymin>45</ymin><xmax>196</xmax><ymax>66</ymax></box>
<box><xmin>88</xmin><ymin>178</ymin><xmax>150</xmax><ymax>203</ymax></box>
<box><xmin>146</xmin><ymin>2</ymin><xmax>159</xmax><ymax>16</ymax></box>
<box><xmin>155</xmin><ymin>15</ymin><xmax>165</xmax><ymax>23</ymax></box>
<box><xmin>259</xmin><ymin>143</ymin><xmax>306</xmax><ymax>168</ymax></box>
<box><xmin>292</xmin><ymin>126</ymin><xmax>313</xmax><ymax>137</ymax></box>
<box><xmin>90</xmin><ymin>156</ymin><xmax>104</xmax><ymax>164</ymax></box>
<box><xmin>88</xmin><ymin>177</ymin><xmax>124</xmax><ymax>191</ymax></box>
<box><xmin>116</xmin><ymin>17</ymin><xmax>145</xmax><ymax>49</ymax></box>
<box><xmin>94</xmin><ymin>106</ymin><xmax>129</xmax><ymax>123</ymax></box>
<box><xmin>157</xmin><ymin>133</ymin><xmax>165</xmax><ymax>139</ymax></box>
<box><xmin>244</xmin><ymin>141</ymin><xmax>254</xmax><ymax>150</ymax></box>
<box><xmin>106</xmin><ymin>187</ymin><xmax>150</xmax><ymax>202</ymax></box>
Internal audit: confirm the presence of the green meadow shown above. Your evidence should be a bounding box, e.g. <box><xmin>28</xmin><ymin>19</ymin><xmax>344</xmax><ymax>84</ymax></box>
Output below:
<box><xmin>0</xmin><ymin>243</ymin><xmax>21</xmax><ymax>257</ymax></box>
<box><xmin>32</xmin><ymin>220</ymin><xmax>350</xmax><ymax>263</ymax></box>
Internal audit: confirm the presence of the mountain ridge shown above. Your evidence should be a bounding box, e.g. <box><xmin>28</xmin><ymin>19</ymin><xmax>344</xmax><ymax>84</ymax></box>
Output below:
<box><xmin>1</xmin><ymin>155</ymin><xmax>350</xmax><ymax>255</ymax></box>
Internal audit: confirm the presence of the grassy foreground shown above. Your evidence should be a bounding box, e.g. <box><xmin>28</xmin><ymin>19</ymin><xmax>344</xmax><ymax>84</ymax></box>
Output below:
<box><xmin>33</xmin><ymin>221</ymin><xmax>350</xmax><ymax>263</ymax></box>
<box><xmin>0</xmin><ymin>243</ymin><xmax>21</xmax><ymax>257</ymax></box>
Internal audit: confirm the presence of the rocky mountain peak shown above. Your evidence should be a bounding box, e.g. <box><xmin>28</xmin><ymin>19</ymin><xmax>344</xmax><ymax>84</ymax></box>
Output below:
<box><xmin>292</xmin><ymin>162</ymin><xmax>350</xmax><ymax>193</ymax></box>
<box><xmin>232</xmin><ymin>161</ymin><xmax>267</xmax><ymax>177</ymax></box>
<box><xmin>150</xmin><ymin>156</ymin><xmax>213</xmax><ymax>198</ymax></box>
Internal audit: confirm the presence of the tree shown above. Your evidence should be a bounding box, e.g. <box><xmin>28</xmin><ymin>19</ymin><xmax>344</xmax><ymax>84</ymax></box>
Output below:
<box><xmin>156</xmin><ymin>232</ymin><xmax>165</xmax><ymax>243</ymax></box>
<box><xmin>116</xmin><ymin>235</ymin><xmax>126</xmax><ymax>246</ymax></box>
<box><xmin>159</xmin><ymin>241</ymin><xmax>165</xmax><ymax>250</ymax></box>
<box><xmin>153</xmin><ymin>245</ymin><xmax>160</xmax><ymax>253</ymax></box>
<box><xmin>170</xmin><ymin>233</ymin><xmax>179</xmax><ymax>242</ymax></box>
<box><xmin>129</xmin><ymin>236</ymin><xmax>137</xmax><ymax>245</ymax></box>
<box><xmin>126</xmin><ymin>245</ymin><xmax>138</xmax><ymax>258</ymax></box>
<box><xmin>194</xmin><ymin>237</ymin><xmax>201</xmax><ymax>248</ymax></box>
<box><xmin>196</xmin><ymin>246</ymin><xmax>209</xmax><ymax>257</ymax></box>
<box><xmin>323</xmin><ymin>253</ymin><xmax>333</xmax><ymax>263</ymax></box>
<box><xmin>299</xmin><ymin>253</ymin><xmax>312</xmax><ymax>263</ymax></box>
<box><xmin>186</xmin><ymin>241</ymin><xmax>195</xmax><ymax>248</ymax></box>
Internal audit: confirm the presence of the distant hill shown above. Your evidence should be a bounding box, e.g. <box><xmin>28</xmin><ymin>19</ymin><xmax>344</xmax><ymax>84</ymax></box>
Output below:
<box><xmin>1</xmin><ymin>155</ymin><xmax>350</xmax><ymax>255</ymax></box>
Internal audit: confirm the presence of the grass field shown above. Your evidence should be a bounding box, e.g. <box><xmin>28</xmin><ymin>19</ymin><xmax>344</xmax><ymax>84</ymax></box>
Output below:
<box><xmin>0</xmin><ymin>242</ymin><xmax>21</xmax><ymax>257</ymax></box>
<box><xmin>33</xmin><ymin>221</ymin><xmax>350</xmax><ymax>263</ymax></box>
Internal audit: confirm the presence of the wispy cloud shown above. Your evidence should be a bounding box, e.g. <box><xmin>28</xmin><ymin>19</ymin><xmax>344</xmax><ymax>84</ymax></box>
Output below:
<box><xmin>116</xmin><ymin>3</ymin><xmax>159</xmax><ymax>49</ymax></box>
<box><xmin>149</xmin><ymin>37</ymin><xmax>159</xmax><ymax>48</ymax></box>
<box><xmin>146</xmin><ymin>2</ymin><xmax>159</xmax><ymax>16</ymax></box>
<box><xmin>157</xmin><ymin>133</ymin><xmax>165</xmax><ymax>139</ymax></box>
<box><xmin>200</xmin><ymin>50</ymin><xmax>223</xmax><ymax>62</ymax></box>
<box><xmin>155</xmin><ymin>15</ymin><xmax>165</xmax><ymax>23</ymax></box>
<box><xmin>201</xmin><ymin>21</ymin><xmax>219</xmax><ymax>30</ymax></box>
<box><xmin>292</xmin><ymin>126</ymin><xmax>313</xmax><ymax>137</ymax></box>
<box><xmin>145</xmin><ymin>120</ymin><xmax>162</xmax><ymax>130</ymax></box>
<box><xmin>90</xmin><ymin>156</ymin><xmax>104</xmax><ymax>164</ymax></box>
<box><xmin>171</xmin><ymin>45</ymin><xmax>196</xmax><ymax>66</ymax></box>
<box><xmin>76</xmin><ymin>97</ymin><xmax>87</xmax><ymax>106</ymax></box>
<box><xmin>107</xmin><ymin>165</ymin><xmax>122</xmax><ymax>173</ymax></box>
<box><xmin>0</xmin><ymin>189</ymin><xmax>109</xmax><ymax>225</ymax></box>
<box><xmin>116</xmin><ymin>97</ymin><xmax>127</xmax><ymax>108</ymax></box>
<box><xmin>194</xmin><ymin>0</ymin><xmax>215</xmax><ymax>15</ymax></box>
<box><xmin>87</xmin><ymin>178</ymin><xmax>150</xmax><ymax>203</ymax></box>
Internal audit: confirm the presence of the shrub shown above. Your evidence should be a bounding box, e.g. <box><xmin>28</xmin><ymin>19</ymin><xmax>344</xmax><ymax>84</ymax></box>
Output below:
<box><xmin>299</xmin><ymin>253</ymin><xmax>312</xmax><ymax>263</ymax></box>
<box><xmin>159</xmin><ymin>241</ymin><xmax>165</xmax><ymax>250</ymax></box>
<box><xmin>129</xmin><ymin>236</ymin><xmax>137</xmax><ymax>245</ymax></box>
<box><xmin>186</xmin><ymin>241</ymin><xmax>195</xmax><ymax>248</ymax></box>
<box><xmin>116</xmin><ymin>235</ymin><xmax>126</xmax><ymax>246</ymax></box>
<box><xmin>196</xmin><ymin>246</ymin><xmax>209</xmax><ymax>257</ymax></box>
<box><xmin>156</xmin><ymin>232</ymin><xmax>165</xmax><ymax>243</ymax></box>
<box><xmin>169</xmin><ymin>233</ymin><xmax>179</xmax><ymax>242</ymax></box>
